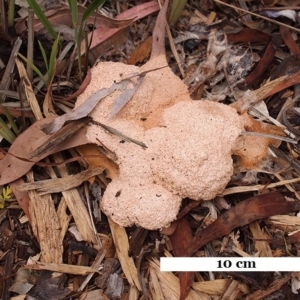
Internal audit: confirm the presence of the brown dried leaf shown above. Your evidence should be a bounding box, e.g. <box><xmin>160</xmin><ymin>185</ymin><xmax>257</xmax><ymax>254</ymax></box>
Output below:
<box><xmin>280</xmin><ymin>25</ymin><xmax>300</xmax><ymax>56</ymax></box>
<box><xmin>128</xmin><ymin>37</ymin><xmax>153</xmax><ymax>65</ymax></box>
<box><xmin>79</xmin><ymin>2</ymin><xmax>159</xmax><ymax>59</ymax></box>
<box><xmin>233</xmin><ymin>70</ymin><xmax>300</xmax><ymax>113</ymax></box>
<box><xmin>76</xmin><ymin>144</ymin><xmax>119</xmax><ymax>180</ymax></box>
<box><xmin>227</xmin><ymin>28</ymin><xmax>270</xmax><ymax>44</ymax></box>
<box><xmin>169</xmin><ymin>218</ymin><xmax>194</xmax><ymax>300</ymax></box>
<box><xmin>31</xmin><ymin>117</ymin><xmax>91</xmax><ymax>158</ymax></box>
<box><xmin>0</xmin><ymin>118</ymin><xmax>89</xmax><ymax>185</ymax></box>
<box><xmin>242</xmin><ymin>36</ymin><xmax>281</xmax><ymax>88</ymax></box>
<box><xmin>187</xmin><ymin>192</ymin><xmax>300</xmax><ymax>256</ymax></box>
<box><xmin>15</xmin><ymin>5</ymin><xmax>134</xmax><ymax>35</ymax></box>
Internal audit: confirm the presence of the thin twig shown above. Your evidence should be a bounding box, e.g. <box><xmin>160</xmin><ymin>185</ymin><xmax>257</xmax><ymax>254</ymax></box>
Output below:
<box><xmin>213</xmin><ymin>0</ymin><xmax>300</xmax><ymax>34</ymax></box>
<box><xmin>91</xmin><ymin>120</ymin><xmax>148</xmax><ymax>148</ymax></box>
<box><xmin>27</xmin><ymin>8</ymin><xmax>34</xmax><ymax>82</ymax></box>
<box><xmin>240</xmin><ymin>131</ymin><xmax>297</xmax><ymax>144</ymax></box>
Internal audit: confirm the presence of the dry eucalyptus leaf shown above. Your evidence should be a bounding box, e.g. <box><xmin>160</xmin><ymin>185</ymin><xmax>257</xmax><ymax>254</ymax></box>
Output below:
<box><xmin>0</xmin><ymin>118</ymin><xmax>89</xmax><ymax>185</ymax></box>
<box><xmin>15</xmin><ymin>4</ymin><xmax>134</xmax><ymax>35</ymax></box>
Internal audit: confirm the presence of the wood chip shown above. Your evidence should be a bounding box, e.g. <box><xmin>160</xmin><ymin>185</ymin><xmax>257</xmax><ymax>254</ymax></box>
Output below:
<box><xmin>24</xmin><ymin>261</ymin><xmax>98</xmax><ymax>275</ymax></box>
<box><xmin>27</xmin><ymin>171</ymin><xmax>63</xmax><ymax>264</ymax></box>
<box><xmin>108</xmin><ymin>218</ymin><xmax>141</xmax><ymax>290</ymax></box>
<box><xmin>18</xmin><ymin>166</ymin><xmax>104</xmax><ymax>194</ymax></box>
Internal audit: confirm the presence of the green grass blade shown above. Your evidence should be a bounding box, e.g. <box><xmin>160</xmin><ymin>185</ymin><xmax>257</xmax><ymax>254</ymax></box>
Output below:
<box><xmin>26</xmin><ymin>0</ymin><xmax>57</xmax><ymax>39</ymax></box>
<box><xmin>1</xmin><ymin>105</ymin><xmax>19</xmax><ymax>135</ymax></box>
<box><xmin>38</xmin><ymin>40</ymin><xmax>49</xmax><ymax>71</ymax></box>
<box><xmin>169</xmin><ymin>0</ymin><xmax>187</xmax><ymax>25</ymax></box>
<box><xmin>7</xmin><ymin>0</ymin><xmax>15</xmax><ymax>27</ymax></box>
<box><xmin>48</xmin><ymin>33</ymin><xmax>60</xmax><ymax>81</ymax></box>
<box><xmin>0</xmin><ymin>117</ymin><xmax>16</xmax><ymax>144</ymax></box>
<box><xmin>18</xmin><ymin>53</ymin><xmax>47</xmax><ymax>85</ymax></box>
<box><xmin>68</xmin><ymin>0</ymin><xmax>78</xmax><ymax>27</ymax></box>
<box><xmin>78</xmin><ymin>0</ymin><xmax>106</xmax><ymax>70</ymax></box>
<box><xmin>68</xmin><ymin>0</ymin><xmax>82</xmax><ymax>80</ymax></box>
<box><xmin>82</xmin><ymin>0</ymin><xmax>106</xmax><ymax>23</ymax></box>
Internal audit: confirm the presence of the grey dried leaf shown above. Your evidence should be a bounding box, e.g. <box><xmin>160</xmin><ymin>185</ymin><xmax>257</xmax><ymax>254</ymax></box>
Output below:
<box><xmin>41</xmin><ymin>80</ymin><xmax>129</xmax><ymax>135</ymax></box>
<box><xmin>109</xmin><ymin>75</ymin><xmax>144</xmax><ymax>119</ymax></box>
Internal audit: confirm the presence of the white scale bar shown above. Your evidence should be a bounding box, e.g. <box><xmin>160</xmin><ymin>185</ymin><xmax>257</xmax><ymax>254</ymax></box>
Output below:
<box><xmin>160</xmin><ymin>257</ymin><xmax>300</xmax><ymax>272</ymax></box>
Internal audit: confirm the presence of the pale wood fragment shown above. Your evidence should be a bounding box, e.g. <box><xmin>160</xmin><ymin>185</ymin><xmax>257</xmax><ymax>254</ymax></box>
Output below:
<box><xmin>149</xmin><ymin>267</ymin><xmax>164</xmax><ymax>300</ymax></box>
<box><xmin>249</xmin><ymin>221</ymin><xmax>272</xmax><ymax>257</ymax></box>
<box><xmin>99</xmin><ymin>233</ymin><xmax>115</xmax><ymax>258</ymax></box>
<box><xmin>222</xmin><ymin>177</ymin><xmax>300</xmax><ymax>195</ymax></box>
<box><xmin>56</xmin><ymin>197</ymin><xmax>71</xmax><ymax>242</ymax></box>
<box><xmin>27</xmin><ymin>171</ymin><xmax>62</xmax><ymax>264</ymax></box>
<box><xmin>268</xmin><ymin>215</ymin><xmax>300</xmax><ymax>233</ymax></box>
<box><xmin>18</xmin><ymin>166</ymin><xmax>104</xmax><ymax>194</ymax></box>
<box><xmin>52</xmin><ymin>152</ymin><xmax>97</xmax><ymax>244</ymax></box>
<box><xmin>15</xmin><ymin>57</ymin><xmax>43</xmax><ymax>120</ymax></box>
<box><xmin>274</xmin><ymin>173</ymin><xmax>300</xmax><ymax>201</ymax></box>
<box><xmin>231</xmin><ymin>245</ymin><xmax>252</xmax><ymax>258</ymax></box>
<box><xmin>24</xmin><ymin>262</ymin><xmax>98</xmax><ymax>275</ymax></box>
<box><xmin>221</xmin><ymin>280</ymin><xmax>245</xmax><ymax>300</ymax></box>
<box><xmin>192</xmin><ymin>279</ymin><xmax>230</xmax><ymax>295</ymax></box>
<box><xmin>128</xmin><ymin>286</ymin><xmax>139</xmax><ymax>300</ymax></box>
<box><xmin>149</xmin><ymin>258</ymin><xmax>209</xmax><ymax>300</ymax></box>
<box><xmin>78</xmin><ymin>250</ymin><xmax>106</xmax><ymax>292</ymax></box>
<box><xmin>78</xmin><ymin>289</ymin><xmax>106</xmax><ymax>300</ymax></box>
<box><xmin>108</xmin><ymin>218</ymin><xmax>141</xmax><ymax>291</ymax></box>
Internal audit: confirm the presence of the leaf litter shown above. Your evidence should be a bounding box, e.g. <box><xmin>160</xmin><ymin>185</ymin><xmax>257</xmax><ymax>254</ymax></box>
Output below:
<box><xmin>2</xmin><ymin>0</ymin><xmax>300</xmax><ymax>299</ymax></box>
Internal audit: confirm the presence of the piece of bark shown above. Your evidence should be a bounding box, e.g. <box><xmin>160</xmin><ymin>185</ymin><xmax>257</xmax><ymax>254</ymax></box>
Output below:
<box><xmin>129</xmin><ymin>227</ymin><xmax>148</xmax><ymax>257</ymax></box>
<box><xmin>30</xmin><ymin>117</ymin><xmax>91</xmax><ymax>159</ymax></box>
<box><xmin>69</xmin><ymin>241</ymin><xmax>98</xmax><ymax>259</ymax></box>
<box><xmin>2</xmin><ymin>249</ymin><xmax>15</xmax><ymax>300</ymax></box>
<box><xmin>27</xmin><ymin>271</ymin><xmax>70</xmax><ymax>300</ymax></box>
<box><xmin>105</xmin><ymin>273</ymin><xmax>124</xmax><ymax>300</ymax></box>
<box><xmin>229</xmin><ymin>272</ymin><xmax>273</xmax><ymax>290</ymax></box>
<box><xmin>95</xmin><ymin>258</ymin><xmax>119</xmax><ymax>289</ymax></box>
<box><xmin>244</xmin><ymin>273</ymin><xmax>292</xmax><ymax>300</ymax></box>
